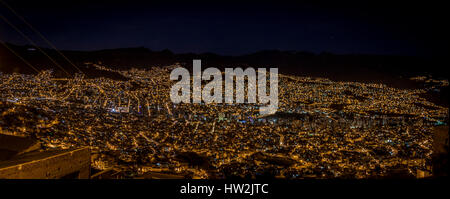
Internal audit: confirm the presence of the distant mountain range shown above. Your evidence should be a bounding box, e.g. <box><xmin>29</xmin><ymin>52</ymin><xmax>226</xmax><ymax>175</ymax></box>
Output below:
<box><xmin>1</xmin><ymin>42</ymin><xmax>448</xmax><ymax>107</ymax></box>
<box><xmin>0</xmin><ymin>42</ymin><xmax>447</xmax><ymax>86</ymax></box>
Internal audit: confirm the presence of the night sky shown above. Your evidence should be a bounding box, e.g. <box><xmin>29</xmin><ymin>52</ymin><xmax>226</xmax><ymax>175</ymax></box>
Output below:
<box><xmin>0</xmin><ymin>0</ymin><xmax>448</xmax><ymax>56</ymax></box>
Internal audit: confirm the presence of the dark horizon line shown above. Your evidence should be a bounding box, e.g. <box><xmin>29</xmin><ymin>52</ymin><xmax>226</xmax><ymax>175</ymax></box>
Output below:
<box><xmin>2</xmin><ymin>41</ymin><xmax>440</xmax><ymax>59</ymax></box>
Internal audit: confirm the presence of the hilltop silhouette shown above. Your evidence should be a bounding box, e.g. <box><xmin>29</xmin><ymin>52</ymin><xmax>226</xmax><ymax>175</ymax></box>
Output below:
<box><xmin>1</xmin><ymin>42</ymin><xmax>447</xmax><ymax>106</ymax></box>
